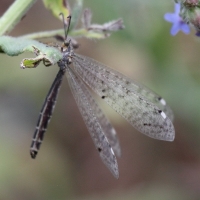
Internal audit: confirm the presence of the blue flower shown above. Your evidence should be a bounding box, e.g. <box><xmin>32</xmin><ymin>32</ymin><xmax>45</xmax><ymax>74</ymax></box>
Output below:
<box><xmin>164</xmin><ymin>3</ymin><xmax>190</xmax><ymax>36</ymax></box>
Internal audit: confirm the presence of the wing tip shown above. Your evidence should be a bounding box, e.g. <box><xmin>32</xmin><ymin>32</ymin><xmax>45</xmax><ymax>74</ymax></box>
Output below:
<box><xmin>114</xmin><ymin>172</ymin><xmax>119</xmax><ymax>179</ymax></box>
<box><xmin>158</xmin><ymin>130</ymin><xmax>175</xmax><ymax>142</ymax></box>
<box><xmin>166</xmin><ymin>133</ymin><xmax>175</xmax><ymax>142</ymax></box>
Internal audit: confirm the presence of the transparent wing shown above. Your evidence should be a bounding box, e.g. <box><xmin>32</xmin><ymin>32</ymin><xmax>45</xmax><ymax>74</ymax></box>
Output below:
<box><xmin>66</xmin><ymin>66</ymin><xmax>119</xmax><ymax>178</ymax></box>
<box><xmin>96</xmin><ymin>108</ymin><xmax>121</xmax><ymax>157</ymax></box>
<box><xmin>125</xmin><ymin>79</ymin><xmax>174</xmax><ymax>121</ymax></box>
<box><xmin>72</xmin><ymin>54</ymin><xmax>175</xmax><ymax>141</ymax></box>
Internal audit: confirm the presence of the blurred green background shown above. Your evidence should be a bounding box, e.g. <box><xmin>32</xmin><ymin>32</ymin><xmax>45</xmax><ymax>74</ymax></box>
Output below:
<box><xmin>1</xmin><ymin>0</ymin><xmax>200</xmax><ymax>199</ymax></box>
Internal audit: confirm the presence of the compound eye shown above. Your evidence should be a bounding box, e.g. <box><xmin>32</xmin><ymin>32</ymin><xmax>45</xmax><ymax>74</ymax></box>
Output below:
<box><xmin>65</xmin><ymin>41</ymin><xmax>69</xmax><ymax>46</ymax></box>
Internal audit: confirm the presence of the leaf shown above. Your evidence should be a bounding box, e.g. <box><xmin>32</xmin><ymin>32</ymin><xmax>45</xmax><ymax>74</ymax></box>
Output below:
<box><xmin>43</xmin><ymin>0</ymin><xmax>70</xmax><ymax>21</ymax></box>
<box><xmin>0</xmin><ymin>36</ymin><xmax>62</xmax><ymax>68</ymax></box>
<box><xmin>21</xmin><ymin>55</ymin><xmax>46</xmax><ymax>69</ymax></box>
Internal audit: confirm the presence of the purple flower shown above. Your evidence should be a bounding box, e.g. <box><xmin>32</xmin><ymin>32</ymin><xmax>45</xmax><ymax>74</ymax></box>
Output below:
<box><xmin>164</xmin><ymin>3</ymin><xmax>190</xmax><ymax>36</ymax></box>
<box><xmin>196</xmin><ymin>31</ymin><xmax>200</xmax><ymax>37</ymax></box>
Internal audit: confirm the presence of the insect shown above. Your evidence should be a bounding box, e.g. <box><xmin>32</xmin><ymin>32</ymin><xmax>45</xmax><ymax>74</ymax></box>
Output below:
<box><xmin>30</xmin><ymin>15</ymin><xmax>175</xmax><ymax>179</ymax></box>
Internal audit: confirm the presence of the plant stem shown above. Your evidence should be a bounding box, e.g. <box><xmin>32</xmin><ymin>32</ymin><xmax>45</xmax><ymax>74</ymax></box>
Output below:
<box><xmin>0</xmin><ymin>0</ymin><xmax>37</xmax><ymax>35</ymax></box>
<box><xmin>19</xmin><ymin>29</ymin><xmax>64</xmax><ymax>39</ymax></box>
<box><xmin>19</xmin><ymin>28</ymin><xmax>105</xmax><ymax>39</ymax></box>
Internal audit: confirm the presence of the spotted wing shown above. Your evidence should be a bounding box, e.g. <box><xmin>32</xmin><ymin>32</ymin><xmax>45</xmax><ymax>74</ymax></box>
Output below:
<box><xmin>66</xmin><ymin>66</ymin><xmax>119</xmax><ymax>178</ymax></box>
<box><xmin>72</xmin><ymin>54</ymin><xmax>175</xmax><ymax>141</ymax></box>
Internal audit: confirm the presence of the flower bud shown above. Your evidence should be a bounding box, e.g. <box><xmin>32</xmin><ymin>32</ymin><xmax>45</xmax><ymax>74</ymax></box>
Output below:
<box><xmin>184</xmin><ymin>0</ymin><xmax>200</xmax><ymax>7</ymax></box>
<box><xmin>187</xmin><ymin>6</ymin><xmax>200</xmax><ymax>31</ymax></box>
<box><xmin>174</xmin><ymin>0</ymin><xmax>186</xmax><ymax>3</ymax></box>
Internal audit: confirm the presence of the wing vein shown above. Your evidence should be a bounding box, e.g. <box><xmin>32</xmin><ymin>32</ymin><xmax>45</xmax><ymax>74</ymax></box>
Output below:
<box><xmin>72</xmin><ymin>54</ymin><xmax>175</xmax><ymax>141</ymax></box>
<box><xmin>66</xmin><ymin>66</ymin><xmax>119</xmax><ymax>178</ymax></box>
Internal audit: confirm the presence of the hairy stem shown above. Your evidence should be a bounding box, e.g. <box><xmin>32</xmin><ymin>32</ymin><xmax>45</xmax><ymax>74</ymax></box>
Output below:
<box><xmin>0</xmin><ymin>0</ymin><xmax>37</xmax><ymax>35</ymax></box>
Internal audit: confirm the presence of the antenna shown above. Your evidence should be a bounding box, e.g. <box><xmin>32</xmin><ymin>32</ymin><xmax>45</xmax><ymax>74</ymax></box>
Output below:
<box><xmin>59</xmin><ymin>13</ymin><xmax>71</xmax><ymax>43</ymax></box>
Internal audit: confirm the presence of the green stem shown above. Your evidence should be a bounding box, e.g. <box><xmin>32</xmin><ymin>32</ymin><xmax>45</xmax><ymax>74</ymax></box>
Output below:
<box><xmin>70</xmin><ymin>0</ymin><xmax>83</xmax><ymax>30</ymax></box>
<box><xmin>19</xmin><ymin>29</ymin><xmax>64</xmax><ymax>39</ymax></box>
<box><xmin>19</xmin><ymin>28</ymin><xmax>105</xmax><ymax>39</ymax></box>
<box><xmin>0</xmin><ymin>0</ymin><xmax>37</xmax><ymax>35</ymax></box>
